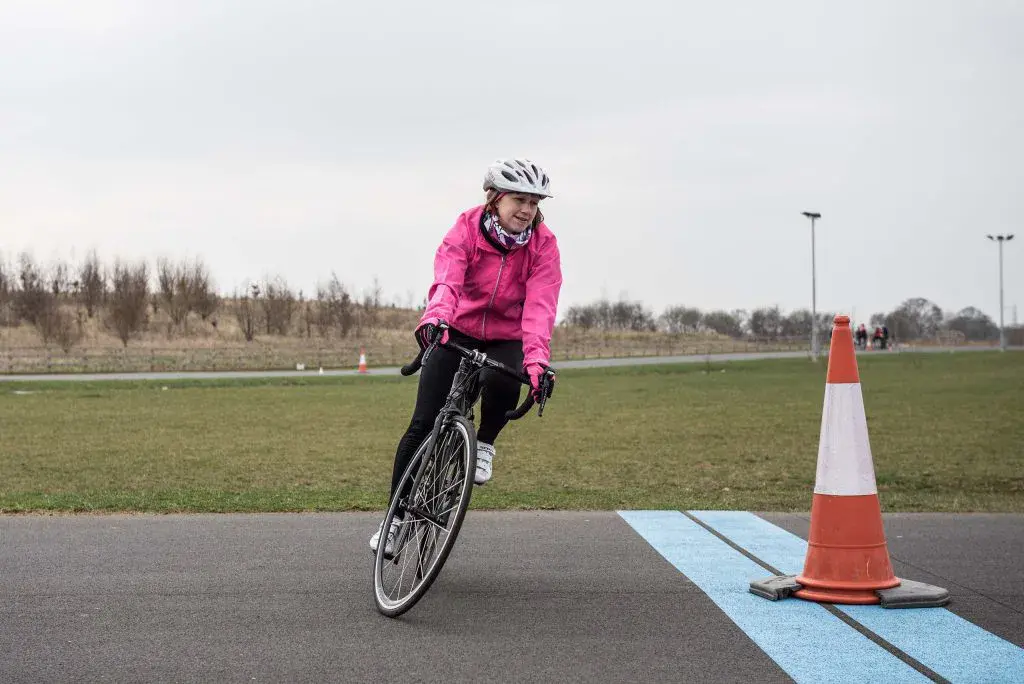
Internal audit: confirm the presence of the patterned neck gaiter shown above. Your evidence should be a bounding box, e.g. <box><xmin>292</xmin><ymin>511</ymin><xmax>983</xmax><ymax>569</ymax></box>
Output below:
<box><xmin>484</xmin><ymin>211</ymin><xmax>532</xmax><ymax>251</ymax></box>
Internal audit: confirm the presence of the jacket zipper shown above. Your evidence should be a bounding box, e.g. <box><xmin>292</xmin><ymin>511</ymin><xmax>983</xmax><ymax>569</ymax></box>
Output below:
<box><xmin>481</xmin><ymin>254</ymin><xmax>506</xmax><ymax>340</ymax></box>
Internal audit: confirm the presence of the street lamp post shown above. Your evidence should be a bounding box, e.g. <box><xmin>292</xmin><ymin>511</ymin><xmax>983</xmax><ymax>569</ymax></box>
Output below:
<box><xmin>987</xmin><ymin>234</ymin><xmax>1015</xmax><ymax>351</ymax></box>
<box><xmin>803</xmin><ymin>212</ymin><xmax>821</xmax><ymax>359</ymax></box>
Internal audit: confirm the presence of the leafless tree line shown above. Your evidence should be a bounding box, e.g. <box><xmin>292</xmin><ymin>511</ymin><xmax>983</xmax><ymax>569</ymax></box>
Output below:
<box><xmin>0</xmin><ymin>252</ymin><xmax>187</xmax><ymax>349</ymax></box>
<box><xmin>565</xmin><ymin>297</ymin><xmax>1007</xmax><ymax>342</ymax></box>
<box><xmin>232</xmin><ymin>274</ymin><xmax>383</xmax><ymax>342</ymax></box>
<box><xmin>0</xmin><ymin>252</ymin><xmax>394</xmax><ymax>349</ymax></box>
<box><xmin>1</xmin><ymin>251</ymin><xmax>1010</xmax><ymax>351</ymax></box>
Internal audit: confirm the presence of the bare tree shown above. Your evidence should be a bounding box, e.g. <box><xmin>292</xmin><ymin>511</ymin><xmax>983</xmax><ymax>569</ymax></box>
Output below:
<box><xmin>36</xmin><ymin>306</ymin><xmax>84</xmax><ymax>352</ymax></box>
<box><xmin>0</xmin><ymin>256</ymin><xmax>14</xmax><ymax>327</ymax></box>
<box><xmin>700</xmin><ymin>310</ymin><xmax>743</xmax><ymax>338</ymax></box>
<box><xmin>564</xmin><ymin>304</ymin><xmax>598</xmax><ymax>330</ymax></box>
<box><xmin>299</xmin><ymin>291</ymin><xmax>314</xmax><ymax>338</ymax></box>
<box><xmin>261</xmin><ymin>276</ymin><xmax>296</xmax><ymax>335</ymax></box>
<box><xmin>562</xmin><ymin>298</ymin><xmax>654</xmax><ymax>331</ymax></box>
<box><xmin>659</xmin><ymin>306</ymin><xmax>702</xmax><ymax>334</ymax></box>
<box><xmin>195</xmin><ymin>289</ymin><xmax>220</xmax><ymax>322</ymax></box>
<box><xmin>156</xmin><ymin>257</ymin><xmax>190</xmax><ymax>328</ymax></box>
<box><xmin>156</xmin><ymin>257</ymin><xmax>174</xmax><ymax>309</ymax></box>
<box><xmin>945</xmin><ymin>307</ymin><xmax>998</xmax><ymax>342</ymax></box>
<box><xmin>154</xmin><ymin>257</ymin><xmax>219</xmax><ymax>330</ymax></box>
<box><xmin>590</xmin><ymin>299</ymin><xmax>612</xmax><ymax>329</ymax></box>
<box><xmin>779</xmin><ymin>309</ymin><xmax>812</xmax><ymax>337</ymax></box>
<box><xmin>815</xmin><ymin>312</ymin><xmax>837</xmax><ymax>336</ymax></box>
<box><xmin>611</xmin><ymin>300</ymin><xmax>656</xmax><ymax>331</ymax></box>
<box><xmin>235</xmin><ymin>283</ymin><xmax>261</xmax><ymax>342</ymax></box>
<box><xmin>884</xmin><ymin>297</ymin><xmax>943</xmax><ymax>340</ymax></box>
<box><xmin>49</xmin><ymin>259</ymin><xmax>71</xmax><ymax>297</ymax></box>
<box><xmin>749</xmin><ymin>306</ymin><xmax>784</xmax><ymax>339</ymax></box>
<box><xmin>34</xmin><ymin>306</ymin><xmax>59</xmax><ymax>346</ymax></box>
<box><xmin>78</xmin><ymin>250</ymin><xmax>106</xmax><ymax>318</ymax></box>
<box><xmin>106</xmin><ymin>260</ymin><xmax>150</xmax><ymax>346</ymax></box>
<box><xmin>776</xmin><ymin>309</ymin><xmax>837</xmax><ymax>340</ymax></box>
<box><xmin>15</xmin><ymin>253</ymin><xmax>52</xmax><ymax>326</ymax></box>
<box><xmin>359</xmin><ymin>276</ymin><xmax>384</xmax><ymax>329</ymax></box>
<box><xmin>316</xmin><ymin>273</ymin><xmax>354</xmax><ymax>338</ymax></box>
<box><xmin>189</xmin><ymin>259</ymin><xmax>219</xmax><ymax>321</ymax></box>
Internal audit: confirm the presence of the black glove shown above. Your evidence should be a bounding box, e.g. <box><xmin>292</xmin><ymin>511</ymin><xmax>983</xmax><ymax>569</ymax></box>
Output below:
<box><xmin>415</xmin><ymin>320</ymin><xmax>447</xmax><ymax>350</ymax></box>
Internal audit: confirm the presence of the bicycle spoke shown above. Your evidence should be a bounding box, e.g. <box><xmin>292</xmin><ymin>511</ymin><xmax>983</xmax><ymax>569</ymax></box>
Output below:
<box><xmin>421</xmin><ymin>433</ymin><xmax>458</xmax><ymax>493</ymax></box>
<box><xmin>416</xmin><ymin>525</ymin><xmax>431</xmax><ymax>581</ymax></box>
<box><xmin>432</xmin><ymin>501</ymin><xmax>461</xmax><ymax>520</ymax></box>
<box><xmin>411</xmin><ymin>434</ymin><xmax>464</xmax><ymax>521</ymax></box>
<box><xmin>411</xmin><ymin>512</ymin><xmax>450</xmax><ymax>534</ymax></box>
<box><xmin>387</xmin><ymin>543</ymin><xmax>410</xmax><ymax>598</ymax></box>
<box><xmin>419</xmin><ymin>479</ymin><xmax>461</xmax><ymax>512</ymax></box>
<box><xmin>386</xmin><ymin>520</ymin><xmax>423</xmax><ymax>598</ymax></box>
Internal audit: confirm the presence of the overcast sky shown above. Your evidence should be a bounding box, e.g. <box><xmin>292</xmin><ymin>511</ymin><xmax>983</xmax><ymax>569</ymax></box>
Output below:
<box><xmin>2</xmin><ymin>0</ymin><xmax>1021</xmax><ymax>326</ymax></box>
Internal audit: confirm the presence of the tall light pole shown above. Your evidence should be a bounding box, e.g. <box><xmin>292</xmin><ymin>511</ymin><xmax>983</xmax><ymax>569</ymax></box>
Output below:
<box><xmin>803</xmin><ymin>211</ymin><xmax>821</xmax><ymax>359</ymax></box>
<box><xmin>987</xmin><ymin>234</ymin><xmax>1015</xmax><ymax>351</ymax></box>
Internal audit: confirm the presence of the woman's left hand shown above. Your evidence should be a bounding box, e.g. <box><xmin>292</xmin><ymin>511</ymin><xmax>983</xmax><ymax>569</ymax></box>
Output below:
<box><xmin>525</xmin><ymin>362</ymin><xmax>554</xmax><ymax>402</ymax></box>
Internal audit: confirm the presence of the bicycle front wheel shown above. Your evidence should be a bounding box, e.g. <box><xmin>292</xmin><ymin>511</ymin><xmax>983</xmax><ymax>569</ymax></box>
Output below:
<box><xmin>373</xmin><ymin>414</ymin><xmax>476</xmax><ymax>617</ymax></box>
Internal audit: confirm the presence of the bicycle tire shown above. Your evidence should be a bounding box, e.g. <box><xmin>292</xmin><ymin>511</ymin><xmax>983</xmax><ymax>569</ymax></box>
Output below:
<box><xmin>373</xmin><ymin>414</ymin><xmax>476</xmax><ymax>617</ymax></box>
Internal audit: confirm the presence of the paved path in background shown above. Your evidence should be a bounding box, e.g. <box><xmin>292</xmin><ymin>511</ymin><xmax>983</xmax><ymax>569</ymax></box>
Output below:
<box><xmin>1</xmin><ymin>512</ymin><xmax>1020</xmax><ymax>682</ymax></box>
<box><xmin>1</xmin><ymin>345</ymin><xmax>1018</xmax><ymax>382</ymax></box>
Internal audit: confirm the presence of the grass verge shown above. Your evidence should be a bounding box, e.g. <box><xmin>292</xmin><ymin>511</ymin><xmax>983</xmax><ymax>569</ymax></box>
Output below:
<box><xmin>1</xmin><ymin>351</ymin><xmax>1021</xmax><ymax>513</ymax></box>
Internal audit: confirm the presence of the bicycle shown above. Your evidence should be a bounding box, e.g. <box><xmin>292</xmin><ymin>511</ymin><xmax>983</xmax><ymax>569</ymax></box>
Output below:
<box><xmin>372</xmin><ymin>324</ymin><xmax>555</xmax><ymax>618</ymax></box>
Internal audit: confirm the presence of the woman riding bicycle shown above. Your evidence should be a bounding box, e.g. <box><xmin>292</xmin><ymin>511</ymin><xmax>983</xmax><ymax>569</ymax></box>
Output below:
<box><xmin>371</xmin><ymin>158</ymin><xmax>563</xmax><ymax>553</ymax></box>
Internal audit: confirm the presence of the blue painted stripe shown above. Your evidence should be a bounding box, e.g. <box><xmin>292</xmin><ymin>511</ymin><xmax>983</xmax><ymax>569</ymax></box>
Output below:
<box><xmin>690</xmin><ymin>510</ymin><xmax>1024</xmax><ymax>684</ymax></box>
<box><xmin>617</xmin><ymin>510</ymin><xmax>930</xmax><ymax>683</ymax></box>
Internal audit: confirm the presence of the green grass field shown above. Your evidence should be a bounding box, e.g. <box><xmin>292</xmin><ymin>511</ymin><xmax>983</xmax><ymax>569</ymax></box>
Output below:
<box><xmin>1</xmin><ymin>352</ymin><xmax>1021</xmax><ymax>514</ymax></box>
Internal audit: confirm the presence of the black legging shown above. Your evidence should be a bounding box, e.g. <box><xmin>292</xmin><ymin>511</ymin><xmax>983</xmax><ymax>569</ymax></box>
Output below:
<box><xmin>389</xmin><ymin>328</ymin><xmax>524</xmax><ymax>497</ymax></box>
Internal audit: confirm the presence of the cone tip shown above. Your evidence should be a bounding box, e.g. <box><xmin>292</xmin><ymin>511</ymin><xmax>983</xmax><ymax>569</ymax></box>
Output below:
<box><xmin>834</xmin><ymin>315</ymin><xmax>851</xmax><ymax>327</ymax></box>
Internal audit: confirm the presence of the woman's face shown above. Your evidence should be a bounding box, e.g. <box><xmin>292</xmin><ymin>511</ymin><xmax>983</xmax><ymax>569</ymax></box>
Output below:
<box><xmin>495</xmin><ymin>193</ymin><xmax>541</xmax><ymax>233</ymax></box>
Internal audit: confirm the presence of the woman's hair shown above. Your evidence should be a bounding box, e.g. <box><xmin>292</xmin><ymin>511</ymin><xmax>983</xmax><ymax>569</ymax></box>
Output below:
<box><xmin>485</xmin><ymin>189</ymin><xmax>545</xmax><ymax>229</ymax></box>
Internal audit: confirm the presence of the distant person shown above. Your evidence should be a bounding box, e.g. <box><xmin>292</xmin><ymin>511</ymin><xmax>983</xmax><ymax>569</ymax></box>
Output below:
<box><xmin>856</xmin><ymin>323</ymin><xmax>868</xmax><ymax>349</ymax></box>
<box><xmin>370</xmin><ymin>158</ymin><xmax>563</xmax><ymax>554</ymax></box>
<box><xmin>882</xmin><ymin>325</ymin><xmax>890</xmax><ymax>350</ymax></box>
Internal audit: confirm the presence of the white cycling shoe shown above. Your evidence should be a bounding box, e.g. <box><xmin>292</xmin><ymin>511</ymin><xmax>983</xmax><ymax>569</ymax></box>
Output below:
<box><xmin>369</xmin><ymin>515</ymin><xmax>404</xmax><ymax>556</ymax></box>
<box><xmin>475</xmin><ymin>442</ymin><xmax>495</xmax><ymax>485</ymax></box>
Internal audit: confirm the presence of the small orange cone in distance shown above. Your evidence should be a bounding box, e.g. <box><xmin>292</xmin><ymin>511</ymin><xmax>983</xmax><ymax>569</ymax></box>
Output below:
<box><xmin>793</xmin><ymin>314</ymin><xmax>900</xmax><ymax>605</ymax></box>
<box><xmin>358</xmin><ymin>349</ymin><xmax>368</xmax><ymax>374</ymax></box>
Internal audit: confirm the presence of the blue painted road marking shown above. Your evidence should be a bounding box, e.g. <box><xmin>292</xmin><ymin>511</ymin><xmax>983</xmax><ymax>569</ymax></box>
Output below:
<box><xmin>618</xmin><ymin>510</ymin><xmax>930</xmax><ymax>683</ymax></box>
<box><xmin>690</xmin><ymin>510</ymin><xmax>1024</xmax><ymax>684</ymax></box>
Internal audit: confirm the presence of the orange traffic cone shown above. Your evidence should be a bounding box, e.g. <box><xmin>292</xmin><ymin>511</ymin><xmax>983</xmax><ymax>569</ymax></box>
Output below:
<box><xmin>793</xmin><ymin>315</ymin><xmax>898</xmax><ymax>603</ymax></box>
<box><xmin>358</xmin><ymin>349</ymin><xmax>368</xmax><ymax>374</ymax></box>
<box><xmin>750</xmin><ymin>315</ymin><xmax>949</xmax><ymax>608</ymax></box>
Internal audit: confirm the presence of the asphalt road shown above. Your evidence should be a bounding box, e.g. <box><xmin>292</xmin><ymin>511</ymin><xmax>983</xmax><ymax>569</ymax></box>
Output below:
<box><xmin>1</xmin><ymin>512</ymin><xmax>1020</xmax><ymax>683</ymax></box>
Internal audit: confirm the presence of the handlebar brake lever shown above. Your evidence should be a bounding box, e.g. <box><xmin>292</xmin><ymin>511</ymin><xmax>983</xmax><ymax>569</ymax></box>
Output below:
<box><xmin>537</xmin><ymin>373</ymin><xmax>554</xmax><ymax>417</ymax></box>
<box><xmin>421</xmin><ymin>340</ymin><xmax>438</xmax><ymax>366</ymax></box>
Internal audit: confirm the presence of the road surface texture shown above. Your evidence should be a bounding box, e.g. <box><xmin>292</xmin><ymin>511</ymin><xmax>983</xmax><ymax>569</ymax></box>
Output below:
<box><xmin>1</xmin><ymin>511</ymin><xmax>1020</xmax><ymax>683</ymax></box>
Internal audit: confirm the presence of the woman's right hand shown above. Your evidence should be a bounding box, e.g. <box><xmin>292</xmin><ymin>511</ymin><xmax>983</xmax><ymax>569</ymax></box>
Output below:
<box><xmin>415</xmin><ymin>319</ymin><xmax>449</xmax><ymax>349</ymax></box>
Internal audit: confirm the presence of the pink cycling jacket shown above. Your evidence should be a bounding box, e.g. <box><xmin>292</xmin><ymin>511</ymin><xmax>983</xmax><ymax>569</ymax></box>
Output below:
<box><xmin>419</xmin><ymin>205</ymin><xmax>562</xmax><ymax>366</ymax></box>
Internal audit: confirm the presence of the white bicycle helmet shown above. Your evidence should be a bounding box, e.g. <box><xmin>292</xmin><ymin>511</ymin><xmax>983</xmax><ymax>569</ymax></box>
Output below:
<box><xmin>482</xmin><ymin>158</ymin><xmax>553</xmax><ymax>198</ymax></box>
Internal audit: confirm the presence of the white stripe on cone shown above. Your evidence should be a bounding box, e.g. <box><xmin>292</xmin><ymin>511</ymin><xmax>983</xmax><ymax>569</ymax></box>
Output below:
<box><xmin>814</xmin><ymin>383</ymin><xmax>878</xmax><ymax>496</ymax></box>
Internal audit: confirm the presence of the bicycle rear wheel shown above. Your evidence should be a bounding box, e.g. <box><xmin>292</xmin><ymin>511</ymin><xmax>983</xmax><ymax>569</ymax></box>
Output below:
<box><xmin>373</xmin><ymin>414</ymin><xmax>476</xmax><ymax>617</ymax></box>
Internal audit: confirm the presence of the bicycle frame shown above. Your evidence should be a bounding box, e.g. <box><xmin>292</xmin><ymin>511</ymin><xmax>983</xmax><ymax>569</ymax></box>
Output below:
<box><xmin>414</xmin><ymin>357</ymin><xmax>479</xmax><ymax>473</ymax></box>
